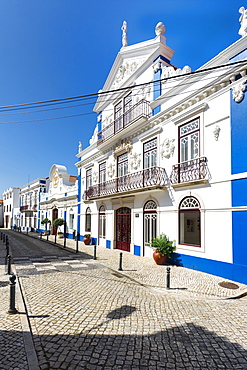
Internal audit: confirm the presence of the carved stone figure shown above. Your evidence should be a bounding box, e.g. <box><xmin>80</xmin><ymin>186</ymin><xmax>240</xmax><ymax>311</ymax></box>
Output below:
<box><xmin>155</xmin><ymin>22</ymin><xmax>166</xmax><ymax>36</ymax></box>
<box><xmin>121</xmin><ymin>21</ymin><xmax>128</xmax><ymax>47</ymax></box>
<box><xmin>232</xmin><ymin>81</ymin><xmax>246</xmax><ymax>103</ymax></box>
<box><xmin>239</xmin><ymin>7</ymin><xmax>247</xmax><ymax>37</ymax></box>
<box><xmin>78</xmin><ymin>141</ymin><xmax>82</xmax><ymax>153</ymax></box>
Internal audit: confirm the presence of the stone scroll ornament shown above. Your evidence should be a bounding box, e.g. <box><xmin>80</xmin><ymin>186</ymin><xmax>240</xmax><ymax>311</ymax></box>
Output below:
<box><xmin>232</xmin><ymin>81</ymin><xmax>246</xmax><ymax>103</ymax></box>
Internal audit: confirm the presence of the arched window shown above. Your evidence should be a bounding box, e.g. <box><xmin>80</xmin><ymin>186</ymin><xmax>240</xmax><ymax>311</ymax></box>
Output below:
<box><xmin>99</xmin><ymin>205</ymin><xmax>106</xmax><ymax>239</ymax></box>
<box><xmin>179</xmin><ymin>196</ymin><xmax>201</xmax><ymax>247</ymax></box>
<box><xmin>85</xmin><ymin>207</ymin><xmax>91</xmax><ymax>232</ymax></box>
<box><xmin>144</xmin><ymin>200</ymin><xmax>157</xmax><ymax>247</ymax></box>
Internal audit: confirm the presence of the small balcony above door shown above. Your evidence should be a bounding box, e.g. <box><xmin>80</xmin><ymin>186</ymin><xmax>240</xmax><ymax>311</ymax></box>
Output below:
<box><xmin>170</xmin><ymin>157</ymin><xmax>209</xmax><ymax>187</ymax></box>
<box><xmin>84</xmin><ymin>167</ymin><xmax>168</xmax><ymax>200</ymax></box>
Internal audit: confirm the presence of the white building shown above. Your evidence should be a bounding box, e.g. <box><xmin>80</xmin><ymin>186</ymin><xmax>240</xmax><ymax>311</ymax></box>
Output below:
<box><xmin>20</xmin><ymin>179</ymin><xmax>47</xmax><ymax>231</ymax></box>
<box><xmin>3</xmin><ymin>187</ymin><xmax>20</xmax><ymax>229</ymax></box>
<box><xmin>39</xmin><ymin>165</ymin><xmax>78</xmax><ymax>238</ymax></box>
<box><xmin>0</xmin><ymin>200</ymin><xmax>3</xmax><ymax>228</ymax></box>
<box><xmin>76</xmin><ymin>14</ymin><xmax>247</xmax><ymax>284</ymax></box>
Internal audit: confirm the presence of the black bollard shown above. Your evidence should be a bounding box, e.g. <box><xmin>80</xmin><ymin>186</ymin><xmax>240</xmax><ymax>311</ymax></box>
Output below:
<box><xmin>3</xmin><ymin>234</ymin><xmax>5</xmax><ymax>243</ymax></box>
<box><xmin>46</xmin><ymin>232</ymin><xmax>49</xmax><ymax>242</ymax></box>
<box><xmin>8</xmin><ymin>274</ymin><xmax>17</xmax><ymax>314</ymax></box>
<box><xmin>76</xmin><ymin>232</ymin><xmax>79</xmax><ymax>253</ymax></box>
<box><xmin>93</xmin><ymin>245</ymin><xmax>97</xmax><ymax>260</ymax></box>
<box><xmin>40</xmin><ymin>232</ymin><xmax>42</xmax><ymax>239</ymax></box>
<box><xmin>166</xmin><ymin>267</ymin><xmax>171</xmax><ymax>289</ymax></box>
<box><xmin>118</xmin><ymin>252</ymin><xmax>123</xmax><ymax>271</ymax></box>
<box><xmin>0</xmin><ymin>232</ymin><xmax>2</xmax><ymax>240</ymax></box>
<box><xmin>7</xmin><ymin>255</ymin><xmax>12</xmax><ymax>275</ymax></box>
<box><xmin>63</xmin><ymin>234</ymin><xmax>66</xmax><ymax>248</ymax></box>
<box><xmin>54</xmin><ymin>234</ymin><xmax>57</xmax><ymax>244</ymax></box>
<box><xmin>6</xmin><ymin>243</ymin><xmax>9</xmax><ymax>257</ymax></box>
<box><xmin>27</xmin><ymin>228</ymin><xmax>28</xmax><ymax>235</ymax></box>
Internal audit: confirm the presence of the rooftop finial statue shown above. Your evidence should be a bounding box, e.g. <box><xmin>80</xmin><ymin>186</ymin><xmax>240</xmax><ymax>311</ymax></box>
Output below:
<box><xmin>155</xmin><ymin>22</ymin><xmax>166</xmax><ymax>36</ymax></box>
<box><xmin>238</xmin><ymin>6</ymin><xmax>247</xmax><ymax>37</ymax></box>
<box><xmin>121</xmin><ymin>21</ymin><xmax>128</xmax><ymax>47</ymax></box>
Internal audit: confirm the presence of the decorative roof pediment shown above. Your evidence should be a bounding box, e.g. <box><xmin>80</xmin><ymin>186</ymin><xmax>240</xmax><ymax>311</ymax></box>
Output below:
<box><xmin>94</xmin><ymin>33</ymin><xmax>175</xmax><ymax>113</ymax></box>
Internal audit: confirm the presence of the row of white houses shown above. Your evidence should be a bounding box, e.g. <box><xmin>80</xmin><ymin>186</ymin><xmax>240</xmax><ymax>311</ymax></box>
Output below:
<box><xmin>2</xmin><ymin>10</ymin><xmax>247</xmax><ymax>284</ymax></box>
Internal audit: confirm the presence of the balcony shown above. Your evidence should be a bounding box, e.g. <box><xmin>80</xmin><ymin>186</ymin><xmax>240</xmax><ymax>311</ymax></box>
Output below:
<box><xmin>170</xmin><ymin>157</ymin><xmax>209</xmax><ymax>186</ymax></box>
<box><xmin>97</xmin><ymin>99</ymin><xmax>151</xmax><ymax>145</ymax></box>
<box><xmin>20</xmin><ymin>204</ymin><xmax>37</xmax><ymax>212</ymax></box>
<box><xmin>84</xmin><ymin>167</ymin><xmax>167</xmax><ymax>200</ymax></box>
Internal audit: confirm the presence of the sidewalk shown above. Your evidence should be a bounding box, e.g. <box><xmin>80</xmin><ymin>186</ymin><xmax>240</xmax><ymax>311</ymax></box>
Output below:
<box><xmin>21</xmin><ymin>230</ymin><xmax>247</xmax><ymax>299</ymax></box>
<box><xmin>0</xmin><ymin>239</ymin><xmax>39</xmax><ymax>370</ymax></box>
<box><xmin>0</xmin><ymin>230</ymin><xmax>247</xmax><ymax>370</ymax></box>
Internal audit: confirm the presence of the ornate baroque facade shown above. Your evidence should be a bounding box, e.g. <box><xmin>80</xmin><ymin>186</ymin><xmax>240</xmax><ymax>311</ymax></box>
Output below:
<box><xmin>76</xmin><ymin>15</ymin><xmax>247</xmax><ymax>284</ymax></box>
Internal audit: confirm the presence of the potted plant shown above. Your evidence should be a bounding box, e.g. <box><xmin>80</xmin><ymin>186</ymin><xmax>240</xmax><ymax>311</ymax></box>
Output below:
<box><xmin>53</xmin><ymin>218</ymin><xmax>65</xmax><ymax>237</ymax></box>
<box><xmin>149</xmin><ymin>233</ymin><xmax>176</xmax><ymax>265</ymax></box>
<box><xmin>83</xmin><ymin>234</ymin><xmax>91</xmax><ymax>245</ymax></box>
<box><xmin>41</xmin><ymin>218</ymin><xmax>51</xmax><ymax>235</ymax></box>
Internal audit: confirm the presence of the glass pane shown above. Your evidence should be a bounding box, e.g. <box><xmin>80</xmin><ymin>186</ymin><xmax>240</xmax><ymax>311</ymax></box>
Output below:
<box><xmin>191</xmin><ymin>132</ymin><xmax>199</xmax><ymax>159</ymax></box>
<box><xmin>180</xmin><ymin>137</ymin><xmax>188</xmax><ymax>162</ymax></box>
<box><xmin>180</xmin><ymin>211</ymin><xmax>200</xmax><ymax>246</ymax></box>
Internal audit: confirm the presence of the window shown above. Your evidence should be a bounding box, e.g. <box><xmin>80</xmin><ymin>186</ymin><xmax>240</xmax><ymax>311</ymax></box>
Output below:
<box><xmin>114</xmin><ymin>94</ymin><xmax>132</xmax><ymax>133</ymax></box>
<box><xmin>99</xmin><ymin>205</ymin><xmax>106</xmax><ymax>239</ymax></box>
<box><xmin>144</xmin><ymin>138</ymin><xmax>157</xmax><ymax>169</ymax></box>
<box><xmin>69</xmin><ymin>213</ymin><xmax>74</xmax><ymax>230</ymax></box>
<box><xmin>99</xmin><ymin>162</ymin><xmax>106</xmax><ymax>184</ymax></box>
<box><xmin>144</xmin><ymin>200</ymin><xmax>157</xmax><ymax>247</ymax></box>
<box><xmin>124</xmin><ymin>94</ymin><xmax>132</xmax><ymax>126</ymax></box>
<box><xmin>179</xmin><ymin>196</ymin><xmax>201</xmax><ymax>247</ymax></box>
<box><xmin>86</xmin><ymin>169</ymin><xmax>92</xmax><ymax>189</ymax></box>
<box><xmin>117</xmin><ymin>152</ymin><xmax>128</xmax><ymax>177</ymax></box>
<box><xmin>9</xmin><ymin>205</ymin><xmax>11</xmax><ymax>212</ymax></box>
<box><xmin>85</xmin><ymin>207</ymin><xmax>91</xmax><ymax>232</ymax></box>
<box><xmin>115</xmin><ymin>101</ymin><xmax>123</xmax><ymax>133</ymax></box>
<box><xmin>179</xmin><ymin>118</ymin><xmax>199</xmax><ymax>163</ymax></box>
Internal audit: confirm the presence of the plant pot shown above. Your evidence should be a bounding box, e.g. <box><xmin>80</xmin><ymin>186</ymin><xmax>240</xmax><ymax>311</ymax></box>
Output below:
<box><xmin>153</xmin><ymin>251</ymin><xmax>167</xmax><ymax>265</ymax></box>
<box><xmin>83</xmin><ymin>237</ymin><xmax>90</xmax><ymax>245</ymax></box>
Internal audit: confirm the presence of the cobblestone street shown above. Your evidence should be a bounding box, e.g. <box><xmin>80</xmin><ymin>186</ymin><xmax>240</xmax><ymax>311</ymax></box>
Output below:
<box><xmin>1</xmin><ymin>231</ymin><xmax>247</xmax><ymax>369</ymax></box>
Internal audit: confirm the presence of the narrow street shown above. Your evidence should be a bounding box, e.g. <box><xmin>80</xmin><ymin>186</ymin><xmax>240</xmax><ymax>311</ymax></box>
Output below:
<box><xmin>2</xmin><ymin>231</ymin><xmax>247</xmax><ymax>369</ymax></box>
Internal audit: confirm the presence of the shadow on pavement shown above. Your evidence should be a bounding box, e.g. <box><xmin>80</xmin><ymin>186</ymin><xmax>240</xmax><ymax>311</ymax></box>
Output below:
<box><xmin>1</xmin><ymin>322</ymin><xmax>247</xmax><ymax>369</ymax></box>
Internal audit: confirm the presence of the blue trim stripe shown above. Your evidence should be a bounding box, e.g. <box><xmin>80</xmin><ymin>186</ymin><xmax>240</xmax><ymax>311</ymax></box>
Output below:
<box><xmin>173</xmin><ymin>253</ymin><xmax>247</xmax><ymax>285</ymax></box>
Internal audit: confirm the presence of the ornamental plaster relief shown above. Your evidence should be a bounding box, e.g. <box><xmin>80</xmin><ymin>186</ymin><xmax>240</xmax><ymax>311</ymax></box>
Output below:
<box><xmin>213</xmin><ymin>125</ymin><xmax>221</xmax><ymax>141</ymax></box>
<box><xmin>107</xmin><ymin>162</ymin><xmax>115</xmax><ymax>178</ymax></box>
<box><xmin>113</xmin><ymin>140</ymin><xmax>133</xmax><ymax>158</ymax></box>
<box><xmin>130</xmin><ymin>152</ymin><xmax>141</xmax><ymax>170</ymax></box>
<box><xmin>111</xmin><ymin>59</ymin><xmax>145</xmax><ymax>90</ymax></box>
<box><xmin>160</xmin><ymin>138</ymin><xmax>175</xmax><ymax>159</ymax></box>
<box><xmin>161</xmin><ymin>65</ymin><xmax>191</xmax><ymax>81</ymax></box>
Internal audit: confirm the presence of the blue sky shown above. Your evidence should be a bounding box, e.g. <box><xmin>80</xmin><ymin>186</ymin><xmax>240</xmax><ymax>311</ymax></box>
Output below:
<box><xmin>0</xmin><ymin>0</ymin><xmax>245</xmax><ymax>196</ymax></box>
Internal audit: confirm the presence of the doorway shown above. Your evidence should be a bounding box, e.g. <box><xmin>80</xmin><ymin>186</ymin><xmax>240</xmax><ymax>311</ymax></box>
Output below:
<box><xmin>116</xmin><ymin>207</ymin><xmax>131</xmax><ymax>252</ymax></box>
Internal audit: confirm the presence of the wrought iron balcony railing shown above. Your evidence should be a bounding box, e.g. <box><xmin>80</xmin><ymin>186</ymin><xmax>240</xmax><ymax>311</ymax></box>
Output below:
<box><xmin>97</xmin><ymin>99</ymin><xmax>151</xmax><ymax>144</ymax></box>
<box><xmin>84</xmin><ymin>167</ymin><xmax>167</xmax><ymax>200</ymax></box>
<box><xmin>170</xmin><ymin>157</ymin><xmax>208</xmax><ymax>185</ymax></box>
<box><xmin>20</xmin><ymin>204</ymin><xmax>37</xmax><ymax>212</ymax></box>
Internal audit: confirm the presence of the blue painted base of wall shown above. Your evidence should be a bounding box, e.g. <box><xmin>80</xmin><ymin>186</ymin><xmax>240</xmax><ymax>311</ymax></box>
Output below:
<box><xmin>134</xmin><ymin>245</ymin><xmax>141</xmax><ymax>256</ymax></box>
<box><xmin>172</xmin><ymin>253</ymin><xmax>247</xmax><ymax>285</ymax></box>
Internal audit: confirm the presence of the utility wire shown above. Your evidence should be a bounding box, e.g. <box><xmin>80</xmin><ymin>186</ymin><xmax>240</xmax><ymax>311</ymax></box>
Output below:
<box><xmin>0</xmin><ymin>59</ymin><xmax>245</xmax><ymax>112</ymax></box>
